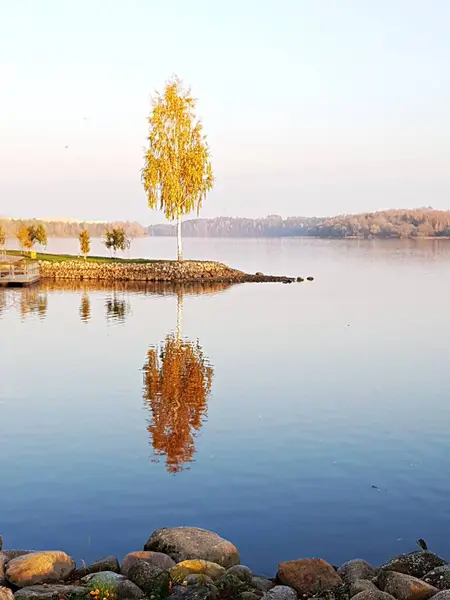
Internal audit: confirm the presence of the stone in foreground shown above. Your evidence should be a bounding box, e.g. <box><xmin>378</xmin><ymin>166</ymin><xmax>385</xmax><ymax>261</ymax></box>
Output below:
<box><xmin>350</xmin><ymin>580</ymin><xmax>380</xmax><ymax>597</ymax></box>
<box><xmin>423</xmin><ymin>565</ymin><xmax>450</xmax><ymax>590</ymax></box>
<box><xmin>127</xmin><ymin>562</ymin><xmax>171</xmax><ymax>597</ymax></box>
<box><xmin>116</xmin><ymin>579</ymin><xmax>146</xmax><ymax>600</ymax></box>
<box><xmin>0</xmin><ymin>587</ymin><xmax>13</xmax><ymax>600</ymax></box>
<box><xmin>14</xmin><ymin>585</ymin><xmax>86</xmax><ymax>600</ymax></box>
<box><xmin>81</xmin><ymin>571</ymin><xmax>125</xmax><ymax>589</ymax></box>
<box><xmin>377</xmin><ymin>570</ymin><xmax>438</xmax><ymax>600</ymax></box>
<box><xmin>251</xmin><ymin>577</ymin><xmax>274</xmax><ymax>593</ymax></box>
<box><xmin>121</xmin><ymin>551</ymin><xmax>175</xmax><ymax>577</ymax></box>
<box><xmin>71</xmin><ymin>556</ymin><xmax>120</xmax><ymax>580</ymax></box>
<box><xmin>144</xmin><ymin>527</ymin><xmax>240</xmax><ymax>569</ymax></box>
<box><xmin>430</xmin><ymin>593</ymin><xmax>450</xmax><ymax>600</ymax></box>
<box><xmin>264</xmin><ymin>585</ymin><xmax>298</xmax><ymax>600</ymax></box>
<box><xmin>380</xmin><ymin>552</ymin><xmax>446</xmax><ymax>579</ymax></box>
<box><xmin>172</xmin><ymin>585</ymin><xmax>217</xmax><ymax>600</ymax></box>
<box><xmin>171</xmin><ymin>560</ymin><xmax>225</xmax><ymax>582</ymax></box>
<box><xmin>352</xmin><ymin>591</ymin><xmax>396</xmax><ymax>600</ymax></box>
<box><xmin>339</xmin><ymin>560</ymin><xmax>377</xmax><ymax>585</ymax></box>
<box><xmin>0</xmin><ymin>554</ymin><xmax>8</xmax><ymax>587</ymax></box>
<box><xmin>277</xmin><ymin>558</ymin><xmax>342</xmax><ymax>595</ymax></box>
<box><xmin>227</xmin><ymin>566</ymin><xmax>252</xmax><ymax>584</ymax></box>
<box><xmin>5</xmin><ymin>552</ymin><xmax>75</xmax><ymax>587</ymax></box>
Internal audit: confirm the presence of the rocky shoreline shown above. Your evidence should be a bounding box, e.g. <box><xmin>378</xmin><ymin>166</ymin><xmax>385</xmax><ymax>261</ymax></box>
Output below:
<box><xmin>38</xmin><ymin>260</ymin><xmax>312</xmax><ymax>284</ymax></box>
<box><xmin>1</xmin><ymin>528</ymin><xmax>449</xmax><ymax>600</ymax></box>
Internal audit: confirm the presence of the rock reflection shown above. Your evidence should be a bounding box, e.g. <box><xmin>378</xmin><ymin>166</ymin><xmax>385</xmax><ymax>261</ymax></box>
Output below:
<box><xmin>142</xmin><ymin>292</ymin><xmax>214</xmax><ymax>474</ymax></box>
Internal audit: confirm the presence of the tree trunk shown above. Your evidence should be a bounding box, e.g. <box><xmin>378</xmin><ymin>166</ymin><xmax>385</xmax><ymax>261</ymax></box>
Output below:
<box><xmin>177</xmin><ymin>214</ymin><xmax>183</xmax><ymax>261</ymax></box>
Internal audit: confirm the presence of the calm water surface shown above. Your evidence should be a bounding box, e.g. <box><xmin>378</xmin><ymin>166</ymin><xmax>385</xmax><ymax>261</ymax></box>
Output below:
<box><xmin>2</xmin><ymin>237</ymin><xmax>450</xmax><ymax>574</ymax></box>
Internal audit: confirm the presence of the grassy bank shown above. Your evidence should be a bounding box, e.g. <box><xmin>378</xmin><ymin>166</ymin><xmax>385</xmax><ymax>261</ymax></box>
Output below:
<box><xmin>6</xmin><ymin>249</ymin><xmax>194</xmax><ymax>264</ymax></box>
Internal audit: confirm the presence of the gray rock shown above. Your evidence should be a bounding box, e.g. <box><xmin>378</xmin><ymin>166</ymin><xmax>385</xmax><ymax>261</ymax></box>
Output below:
<box><xmin>339</xmin><ymin>560</ymin><xmax>377</xmax><ymax>585</ymax></box>
<box><xmin>430</xmin><ymin>593</ymin><xmax>450</xmax><ymax>600</ymax></box>
<box><xmin>377</xmin><ymin>570</ymin><xmax>438</xmax><ymax>600</ymax></box>
<box><xmin>380</xmin><ymin>552</ymin><xmax>446</xmax><ymax>579</ymax></box>
<box><xmin>350</xmin><ymin>581</ymin><xmax>379</xmax><ymax>598</ymax></box>
<box><xmin>0</xmin><ymin>587</ymin><xmax>13</xmax><ymax>600</ymax></box>
<box><xmin>241</xmin><ymin>593</ymin><xmax>260</xmax><ymax>600</ymax></box>
<box><xmin>144</xmin><ymin>527</ymin><xmax>240</xmax><ymax>569</ymax></box>
<box><xmin>352</xmin><ymin>592</ymin><xmax>396</xmax><ymax>600</ymax></box>
<box><xmin>423</xmin><ymin>565</ymin><xmax>450</xmax><ymax>590</ymax></box>
<box><xmin>116</xmin><ymin>580</ymin><xmax>146</xmax><ymax>600</ymax></box>
<box><xmin>127</xmin><ymin>562</ymin><xmax>170</xmax><ymax>597</ymax></box>
<box><xmin>184</xmin><ymin>575</ymin><xmax>215</xmax><ymax>587</ymax></box>
<box><xmin>121</xmin><ymin>552</ymin><xmax>175</xmax><ymax>577</ymax></box>
<box><xmin>251</xmin><ymin>577</ymin><xmax>274</xmax><ymax>593</ymax></box>
<box><xmin>14</xmin><ymin>585</ymin><xmax>86</xmax><ymax>600</ymax></box>
<box><xmin>226</xmin><ymin>566</ymin><xmax>252</xmax><ymax>584</ymax></box>
<box><xmin>81</xmin><ymin>571</ymin><xmax>125</xmax><ymax>589</ymax></box>
<box><xmin>250</xmin><ymin>575</ymin><xmax>275</xmax><ymax>593</ymax></box>
<box><xmin>264</xmin><ymin>585</ymin><xmax>298</xmax><ymax>600</ymax></box>
<box><xmin>71</xmin><ymin>556</ymin><xmax>120</xmax><ymax>580</ymax></box>
<box><xmin>170</xmin><ymin>585</ymin><xmax>217</xmax><ymax>600</ymax></box>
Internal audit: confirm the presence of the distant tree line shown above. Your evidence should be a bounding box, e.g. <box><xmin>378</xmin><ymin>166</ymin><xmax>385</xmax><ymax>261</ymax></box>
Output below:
<box><xmin>148</xmin><ymin>209</ymin><xmax>450</xmax><ymax>239</ymax></box>
<box><xmin>0</xmin><ymin>219</ymin><xmax>146</xmax><ymax>239</ymax></box>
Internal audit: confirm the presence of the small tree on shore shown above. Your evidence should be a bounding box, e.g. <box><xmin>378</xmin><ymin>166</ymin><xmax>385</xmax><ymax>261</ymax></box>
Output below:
<box><xmin>142</xmin><ymin>77</ymin><xmax>214</xmax><ymax>261</ymax></box>
<box><xmin>33</xmin><ymin>224</ymin><xmax>47</xmax><ymax>250</ymax></box>
<box><xmin>17</xmin><ymin>225</ymin><xmax>33</xmax><ymax>252</ymax></box>
<box><xmin>0</xmin><ymin>225</ymin><xmax>5</xmax><ymax>256</ymax></box>
<box><xmin>79</xmin><ymin>230</ymin><xmax>90</xmax><ymax>260</ymax></box>
<box><xmin>104</xmin><ymin>227</ymin><xmax>129</xmax><ymax>257</ymax></box>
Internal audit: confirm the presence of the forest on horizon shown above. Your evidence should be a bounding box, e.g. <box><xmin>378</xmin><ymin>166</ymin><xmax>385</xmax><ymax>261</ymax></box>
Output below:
<box><xmin>3</xmin><ymin>209</ymin><xmax>450</xmax><ymax>240</ymax></box>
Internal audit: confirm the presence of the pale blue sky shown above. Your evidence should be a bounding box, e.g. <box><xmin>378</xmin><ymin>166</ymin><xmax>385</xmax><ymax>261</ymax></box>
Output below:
<box><xmin>1</xmin><ymin>0</ymin><xmax>449</xmax><ymax>223</ymax></box>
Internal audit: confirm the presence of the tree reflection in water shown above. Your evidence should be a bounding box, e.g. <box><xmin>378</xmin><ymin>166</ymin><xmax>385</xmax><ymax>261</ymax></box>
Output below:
<box><xmin>105</xmin><ymin>293</ymin><xmax>131</xmax><ymax>324</ymax></box>
<box><xmin>79</xmin><ymin>292</ymin><xmax>91</xmax><ymax>323</ymax></box>
<box><xmin>143</xmin><ymin>292</ymin><xmax>214</xmax><ymax>473</ymax></box>
<box><xmin>20</xmin><ymin>288</ymin><xmax>48</xmax><ymax>320</ymax></box>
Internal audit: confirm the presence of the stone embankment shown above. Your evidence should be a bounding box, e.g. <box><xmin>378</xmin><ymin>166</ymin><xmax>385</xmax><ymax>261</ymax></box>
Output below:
<box><xmin>38</xmin><ymin>260</ymin><xmax>312</xmax><ymax>284</ymax></box>
<box><xmin>1</xmin><ymin>528</ymin><xmax>448</xmax><ymax>600</ymax></box>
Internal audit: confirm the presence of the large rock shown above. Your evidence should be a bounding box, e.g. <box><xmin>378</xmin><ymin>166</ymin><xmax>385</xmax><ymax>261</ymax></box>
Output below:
<box><xmin>71</xmin><ymin>556</ymin><xmax>120</xmax><ymax>580</ymax></box>
<box><xmin>170</xmin><ymin>585</ymin><xmax>217</xmax><ymax>600</ymax></box>
<box><xmin>14</xmin><ymin>585</ymin><xmax>86</xmax><ymax>600</ymax></box>
<box><xmin>184</xmin><ymin>575</ymin><xmax>215</xmax><ymax>587</ymax></box>
<box><xmin>5</xmin><ymin>552</ymin><xmax>75</xmax><ymax>587</ymax></box>
<box><xmin>171</xmin><ymin>561</ymin><xmax>225</xmax><ymax>583</ymax></box>
<box><xmin>350</xmin><ymin>581</ymin><xmax>380</xmax><ymax>597</ymax></box>
<box><xmin>251</xmin><ymin>577</ymin><xmax>274</xmax><ymax>593</ymax></box>
<box><xmin>264</xmin><ymin>585</ymin><xmax>298</xmax><ymax>600</ymax></box>
<box><xmin>127</xmin><ymin>562</ymin><xmax>170</xmax><ymax>597</ymax></box>
<box><xmin>277</xmin><ymin>558</ymin><xmax>342</xmax><ymax>595</ymax></box>
<box><xmin>424</xmin><ymin>566</ymin><xmax>450</xmax><ymax>590</ymax></box>
<box><xmin>430</xmin><ymin>593</ymin><xmax>450</xmax><ymax>600</ymax></box>
<box><xmin>144</xmin><ymin>528</ymin><xmax>240</xmax><ymax>569</ymax></box>
<box><xmin>377</xmin><ymin>570</ymin><xmax>438</xmax><ymax>600</ymax></box>
<box><xmin>2</xmin><ymin>552</ymin><xmax>33</xmax><ymax>562</ymax></box>
<box><xmin>352</xmin><ymin>591</ymin><xmax>396</xmax><ymax>600</ymax></box>
<box><xmin>116</xmin><ymin>580</ymin><xmax>146</xmax><ymax>600</ymax></box>
<box><xmin>227</xmin><ymin>566</ymin><xmax>252</xmax><ymax>584</ymax></box>
<box><xmin>0</xmin><ymin>587</ymin><xmax>13</xmax><ymax>600</ymax></box>
<box><xmin>121</xmin><ymin>552</ymin><xmax>175</xmax><ymax>577</ymax></box>
<box><xmin>380</xmin><ymin>552</ymin><xmax>446</xmax><ymax>579</ymax></box>
<box><xmin>81</xmin><ymin>571</ymin><xmax>125</xmax><ymax>589</ymax></box>
<box><xmin>339</xmin><ymin>560</ymin><xmax>377</xmax><ymax>585</ymax></box>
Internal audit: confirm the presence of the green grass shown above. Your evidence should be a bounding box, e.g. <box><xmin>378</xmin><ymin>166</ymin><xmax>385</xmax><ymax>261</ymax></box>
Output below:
<box><xmin>5</xmin><ymin>249</ymin><xmax>209</xmax><ymax>264</ymax></box>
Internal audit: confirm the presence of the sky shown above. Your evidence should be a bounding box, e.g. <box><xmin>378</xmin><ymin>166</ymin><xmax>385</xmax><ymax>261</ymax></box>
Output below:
<box><xmin>1</xmin><ymin>0</ymin><xmax>450</xmax><ymax>224</ymax></box>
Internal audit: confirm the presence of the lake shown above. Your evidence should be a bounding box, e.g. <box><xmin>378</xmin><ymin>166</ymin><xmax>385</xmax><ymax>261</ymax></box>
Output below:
<box><xmin>2</xmin><ymin>236</ymin><xmax>450</xmax><ymax>574</ymax></box>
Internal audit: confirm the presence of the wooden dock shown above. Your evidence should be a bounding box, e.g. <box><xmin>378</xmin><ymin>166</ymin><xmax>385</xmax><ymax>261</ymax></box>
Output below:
<box><xmin>0</xmin><ymin>255</ymin><xmax>40</xmax><ymax>287</ymax></box>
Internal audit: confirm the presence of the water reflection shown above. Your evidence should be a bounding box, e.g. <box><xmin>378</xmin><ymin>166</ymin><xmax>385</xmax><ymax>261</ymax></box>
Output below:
<box><xmin>105</xmin><ymin>293</ymin><xmax>131</xmax><ymax>324</ymax></box>
<box><xmin>143</xmin><ymin>291</ymin><xmax>214</xmax><ymax>473</ymax></box>
<box><xmin>79</xmin><ymin>293</ymin><xmax>91</xmax><ymax>323</ymax></box>
<box><xmin>0</xmin><ymin>288</ymin><xmax>48</xmax><ymax>320</ymax></box>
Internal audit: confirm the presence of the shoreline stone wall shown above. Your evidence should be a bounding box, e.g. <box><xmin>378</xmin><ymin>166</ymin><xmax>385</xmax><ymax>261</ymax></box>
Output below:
<box><xmin>0</xmin><ymin>527</ymin><xmax>448</xmax><ymax>600</ymax></box>
<box><xmin>38</xmin><ymin>260</ymin><xmax>300</xmax><ymax>284</ymax></box>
